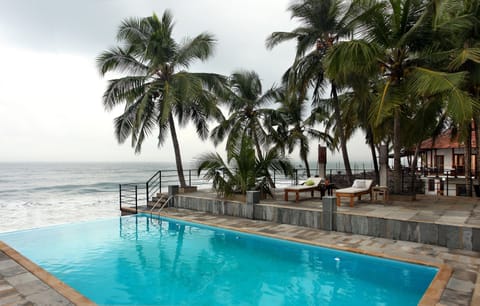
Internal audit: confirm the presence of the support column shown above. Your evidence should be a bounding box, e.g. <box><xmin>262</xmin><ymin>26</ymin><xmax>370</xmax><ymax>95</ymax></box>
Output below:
<box><xmin>380</xmin><ymin>145</ymin><xmax>388</xmax><ymax>187</ymax></box>
<box><xmin>246</xmin><ymin>191</ymin><xmax>260</xmax><ymax>220</ymax></box>
<box><xmin>168</xmin><ymin>185</ymin><xmax>179</xmax><ymax>207</ymax></box>
<box><xmin>322</xmin><ymin>196</ymin><xmax>337</xmax><ymax>231</ymax></box>
<box><xmin>318</xmin><ymin>145</ymin><xmax>327</xmax><ymax>179</ymax></box>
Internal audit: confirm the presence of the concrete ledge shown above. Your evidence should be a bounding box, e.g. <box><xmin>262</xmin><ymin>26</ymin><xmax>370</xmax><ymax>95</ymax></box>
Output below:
<box><xmin>176</xmin><ymin>195</ymin><xmax>250</xmax><ymax>218</ymax></box>
<box><xmin>174</xmin><ymin>194</ymin><xmax>480</xmax><ymax>251</ymax></box>
<box><xmin>180</xmin><ymin>186</ymin><xmax>197</xmax><ymax>193</ymax></box>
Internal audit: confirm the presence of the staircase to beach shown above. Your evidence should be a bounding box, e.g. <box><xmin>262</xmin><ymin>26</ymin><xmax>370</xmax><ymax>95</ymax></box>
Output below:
<box><xmin>118</xmin><ymin>169</ymin><xmax>202</xmax><ymax>214</ymax></box>
<box><xmin>147</xmin><ymin>192</ymin><xmax>169</xmax><ymax>208</ymax></box>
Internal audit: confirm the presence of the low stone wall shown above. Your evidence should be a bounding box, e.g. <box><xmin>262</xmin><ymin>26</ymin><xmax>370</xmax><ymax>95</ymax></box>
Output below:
<box><xmin>336</xmin><ymin>213</ymin><xmax>479</xmax><ymax>251</ymax></box>
<box><xmin>254</xmin><ymin>205</ymin><xmax>325</xmax><ymax>229</ymax></box>
<box><xmin>174</xmin><ymin>194</ymin><xmax>479</xmax><ymax>251</ymax></box>
<box><xmin>175</xmin><ymin>195</ymin><xmax>253</xmax><ymax>218</ymax></box>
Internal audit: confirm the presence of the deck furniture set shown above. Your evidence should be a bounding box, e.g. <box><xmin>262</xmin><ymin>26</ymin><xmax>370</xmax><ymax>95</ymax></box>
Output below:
<box><xmin>284</xmin><ymin>178</ymin><xmax>386</xmax><ymax>207</ymax></box>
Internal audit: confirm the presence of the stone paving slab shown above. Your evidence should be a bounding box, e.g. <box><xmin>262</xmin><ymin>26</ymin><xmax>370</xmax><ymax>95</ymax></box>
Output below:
<box><xmin>0</xmin><ymin>242</ymin><xmax>94</xmax><ymax>306</ymax></box>
<box><xmin>258</xmin><ymin>191</ymin><xmax>480</xmax><ymax>230</ymax></box>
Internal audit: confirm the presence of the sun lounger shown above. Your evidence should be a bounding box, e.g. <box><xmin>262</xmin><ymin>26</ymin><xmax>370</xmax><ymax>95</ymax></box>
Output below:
<box><xmin>335</xmin><ymin>179</ymin><xmax>373</xmax><ymax>207</ymax></box>
<box><xmin>284</xmin><ymin>177</ymin><xmax>323</xmax><ymax>202</ymax></box>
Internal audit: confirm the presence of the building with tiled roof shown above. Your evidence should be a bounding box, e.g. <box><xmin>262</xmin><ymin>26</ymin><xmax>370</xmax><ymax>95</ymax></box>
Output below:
<box><xmin>418</xmin><ymin>129</ymin><xmax>477</xmax><ymax>177</ymax></box>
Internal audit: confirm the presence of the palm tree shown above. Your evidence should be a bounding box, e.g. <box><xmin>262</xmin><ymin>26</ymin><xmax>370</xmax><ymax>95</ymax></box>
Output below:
<box><xmin>438</xmin><ymin>0</ymin><xmax>480</xmax><ymax>194</ymax></box>
<box><xmin>97</xmin><ymin>11</ymin><xmax>225</xmax><ymax>187</ymax></box>
<box><xmin>210</xmin><ymin>70</ymin><xmax>276</xmax><ymax>159</ymax></box>
<box><xmin>325</xmin><ymin>0</ymin><xmax>476</xmax><ymax>193</ymax></box>
<box><xmin>269</xmin><ymin>87</ymin><xmax>333</xmax><ymax>178</ymax></box>
<box><xmin>197</xmin><ymin>136</ymin><xmax>293</xmax><ymax>197</ymax></box>
<box><xmin>266</xmin><ymin>0</ymin><xmax>359</xmax><ymax>183</ymax></box>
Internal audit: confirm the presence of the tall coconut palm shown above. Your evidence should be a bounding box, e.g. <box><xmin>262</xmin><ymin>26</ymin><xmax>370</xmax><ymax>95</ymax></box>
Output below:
<box><xmin>97</xmin><ymin>11</ymin><xmax>225</xmax><ymax>187</ymax></box>
<box><xmin>269</xmin><ymin>87</ymin><xmax>333</xmax><ymax>178</ymax></box>
<box><xmin>325</xmin><ymin>0</ymin><xmax>476</xmax><ymax>193</ymax></box>
<box><xmin>210</xmin><ymin>70</ymin><xmax>276</xmax><ymax>159</ymax></box>
<box><xmin>266</xmin><ymin>0</ymin><xmax>359</xmax><ymax>183</ymax></box>
<box><xmin>439</xmin><ymin>0</ymin><xmax>480</xmax><ymax>194</ymax></box>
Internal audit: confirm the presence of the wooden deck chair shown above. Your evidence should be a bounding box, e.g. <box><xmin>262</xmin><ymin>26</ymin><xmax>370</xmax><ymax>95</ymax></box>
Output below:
<box><xmin>284</xmin><ymin>177</ymin><xmax>324</xmax><ymax>202</ymax></box>
<box><xmin>335</xmin><ymin>179</ymin><xmax>373</xmax><ymax>207</ymax></box>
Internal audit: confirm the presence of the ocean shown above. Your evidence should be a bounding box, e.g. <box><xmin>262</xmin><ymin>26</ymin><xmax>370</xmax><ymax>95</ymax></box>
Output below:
<box><xmin>0</xmin><ymin>162</ymin><xmax>176</xmax><ymax>233</ymax></box>
<box><xmin>0</xmin><ymin>160</ymin><xmax>372</xmax><ymax>233</ymax></box>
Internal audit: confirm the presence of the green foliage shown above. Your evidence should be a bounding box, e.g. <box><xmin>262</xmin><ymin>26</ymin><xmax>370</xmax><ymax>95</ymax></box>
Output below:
<box><xmin>97</xmin><ymin>10</ymin><xmax>227</xmax><ymax>187</ymax></box>
<box><xmin>197</xmin><ymin>136</ymin><xmax>293</xmax><ymax>198</ymax></box>
<box><xmin>210</xmin><ymin>70</ymin><xmax>276</xmax><ymax>159</ymax></box>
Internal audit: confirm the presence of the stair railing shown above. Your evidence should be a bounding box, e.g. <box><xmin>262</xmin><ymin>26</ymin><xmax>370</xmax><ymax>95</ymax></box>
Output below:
<box><xmin>119</xmin><ymin>183</ymin><xmax>138</xmax><ymax>213</ymax></box>
<box><xmin>146</xmin><ymin>170</ymin><xmax>161</xmax><ymax>205</ymax></box>
<box><xmin>150</xmin><ymin>195</ymin><xmax>174</xmax><ymax>217</ymax></box>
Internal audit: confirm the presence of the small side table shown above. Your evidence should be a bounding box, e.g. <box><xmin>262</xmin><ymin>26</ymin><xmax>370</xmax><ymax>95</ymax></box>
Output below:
<box><xmin>372</xmin><ymin>186</ymin><xmax>389</xmax><ymax>203</ymax></box>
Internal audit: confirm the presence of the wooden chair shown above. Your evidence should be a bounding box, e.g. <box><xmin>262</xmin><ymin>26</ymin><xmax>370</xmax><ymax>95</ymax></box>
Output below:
<box><xmin>335</xmin><ymin>179</ymin><xmax>373</xmax><ymax>207</ymax></box>
<box><xmin>284</xmin><ymin>177</ymin><xmax>324</xmax><ymax>202</ymax></box>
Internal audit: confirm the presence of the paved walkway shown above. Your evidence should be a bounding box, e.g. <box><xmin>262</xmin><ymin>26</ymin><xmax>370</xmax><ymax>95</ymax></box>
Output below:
<box><xmin>188</xmin><ymin>189</ymin><xmax>480</xmax><ymax>228</ymax></box>
<box><xmin>283</xmin><ymin>193</ymin><xmax>480</xmax><ymax>228</ymax></box>
<box><xmin>0</xmin><ymin>250</ymin><xmax>72</xmax><ymax>305</ymax></box>
<box><xmin>0</xmin><ymin>242</ymin><xmax>93</xmax><ymax>306</ymax></box>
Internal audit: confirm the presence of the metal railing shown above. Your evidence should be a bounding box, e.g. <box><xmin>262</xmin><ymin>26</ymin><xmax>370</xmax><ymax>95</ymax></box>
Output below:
<box><xmin>146</xmin><ymin>170</ymin><xmax>161</xmax><ymax>205</ymax></box>
<box><xmin>120</xmin><ymin>166</ymin><xmax>379</xmax><ymax>213</ymax></box>
<box><xmin>119</xmin><ymin>184</ymin><xmax>138</xmax><ymax>213</ymax></box>
<box><xmin>145</xmin><ymin>169</ymin><xmax>211</xmax><ymax>203</ymax></box>
<box><xmin>118</xmin><ymin>164</ymin><xmax>480</xmax><ymax>213</ymax></box>
<box><xmin>149</xmin><ymin>195</ymin><xmax>174</xmax><ymax>217</ymax></box>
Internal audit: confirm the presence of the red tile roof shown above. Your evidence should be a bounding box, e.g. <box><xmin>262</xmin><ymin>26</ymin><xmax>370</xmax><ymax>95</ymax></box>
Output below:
<box><xmin>420</xmin><ymin>130</ymin><xmax>477</xmax><ymax>150</ymax></box>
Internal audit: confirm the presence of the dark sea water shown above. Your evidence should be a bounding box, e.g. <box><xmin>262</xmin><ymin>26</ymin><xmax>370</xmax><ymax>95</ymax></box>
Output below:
<box><xmin>0</xmin><ymin>162</ymin><xmax>176</xmax><ymax>233</ymax></box>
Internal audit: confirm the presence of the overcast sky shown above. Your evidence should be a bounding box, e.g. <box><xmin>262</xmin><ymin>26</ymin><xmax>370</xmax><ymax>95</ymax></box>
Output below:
<box><xmin>0</xmin><ymin>0</ymin><xmax>371</xmax><ymax>165</ymax></box>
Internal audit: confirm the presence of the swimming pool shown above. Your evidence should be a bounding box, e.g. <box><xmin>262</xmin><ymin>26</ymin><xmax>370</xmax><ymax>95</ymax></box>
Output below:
<box><xmin>0</xmin><ymin>214</ymin><xmax>437</xmax><ymax>305</ymax></box>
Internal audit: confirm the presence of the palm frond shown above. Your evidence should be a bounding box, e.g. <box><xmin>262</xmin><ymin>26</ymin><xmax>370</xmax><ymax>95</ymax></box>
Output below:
<box><xmin>102</xmin><ymin>76</ymin><xmax>148</xmax><ymax>110</ymax></box>
<box><xmin>409</xmin><ymin>67</ymin><xmax>468</xmax><ymax>96</ymax></box>
<box><xmin>448</xmin><ymin>47</ymin><xmax>480</xmax><ymax>71</ymax></box>
<box><xmin>325</xmin><ymin>40</ymin><xmax>381</xmax><ymax>85</ymax></box>
<box><xmin>176</xmin><ymin>33</ymin><xmax>216</xmax><ymax>68</ymax></box>
<box><xmin>116</xmin><ymin>16</ymin><xmax>150</xmax><ymax>46</ymax></box>
<box><xmin>265</xmin><ymin>31</ymin><xmax>301</xmax><ymax>50</ymax></box>
<box><xmin>96</xmin><ymin>47</ymin><xmax>148</xmax><ymax>76</ymax></box>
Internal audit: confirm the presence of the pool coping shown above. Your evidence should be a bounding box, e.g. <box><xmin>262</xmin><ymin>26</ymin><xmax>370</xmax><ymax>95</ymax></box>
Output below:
<box><xmin>148</xmin><ymin>211</ymin><xmax>454</xmax><ymax>306</ymax></box>
<box><xmin>0</xmin><ymin>241</ymin><xmax>95</xmax><ymax>305</ymax></box>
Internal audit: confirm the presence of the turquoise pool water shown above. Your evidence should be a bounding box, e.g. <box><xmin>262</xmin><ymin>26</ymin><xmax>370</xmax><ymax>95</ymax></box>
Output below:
<box><xmin>0</xmin><ymin>214</ymin><xmax>437</xmax><ymax>305</ymax></box>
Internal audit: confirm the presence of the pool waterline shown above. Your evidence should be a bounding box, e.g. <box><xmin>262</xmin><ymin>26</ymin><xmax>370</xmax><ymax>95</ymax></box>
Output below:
<box><xmin>0</xmin><ymin>213</ymin><xmax>450</xmax><ymax>305</ymax></box>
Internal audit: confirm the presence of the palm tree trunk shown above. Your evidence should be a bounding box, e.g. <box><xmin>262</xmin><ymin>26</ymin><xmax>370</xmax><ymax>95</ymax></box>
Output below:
<box><xmin>465</xmin><ymin>123</ymin><xmax>472</xmax><ymax>197</ymax></box>
<box><xmin>367</xmin><ymin>128</ymin><xmax>379</xmax><ymax>183</ymax></box>
<box><xmin>476</xmin><ymin>117</ymin><xmax>480</xmax><ymax>189</ymax></box>
<box><xmin>303</xmin><ymin>157</ymin><xmax>311</xmax><ymax>178</ymax></box>
<box><xmin>393</xmin><ymin>108</ymin><xmax>402</xmax><ymax>194</ymax></box>
<box><xmin>331</xmin><ymin>82</ymin><xmax>352</xmax><ymax>184</ymax></box>
<box><xmin>169</xmin><ymin>114</ymin><xmax>187</xmax><ymax>188</ymax></box>
<box><xmin>300</xmin><ymin>138</ymin><xmax>311</xmax><ymax>178</ymax></box>
<box><xmin>409</xmin><ymin>143</ymin><xmax>421</xmax><ymax>201</ymax></box>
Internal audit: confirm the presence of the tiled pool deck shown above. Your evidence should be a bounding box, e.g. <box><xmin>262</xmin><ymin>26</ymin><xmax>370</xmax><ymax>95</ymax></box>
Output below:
<box><xmin>0</xmin><ymin>242</ymin><xmax>94</xmax><ymax>305</ymax></box>
<box><xmin>1</xmin><ymin>193</ymin><xmax>480</xmax><ymax>305</ymax></box>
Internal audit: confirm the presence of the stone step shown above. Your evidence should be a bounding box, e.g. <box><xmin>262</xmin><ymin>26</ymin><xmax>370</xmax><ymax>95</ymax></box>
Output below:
<box><xmin>148</xmin><ymin>193</ymin><xmax>168</xmax><ymax>207</ymax></box>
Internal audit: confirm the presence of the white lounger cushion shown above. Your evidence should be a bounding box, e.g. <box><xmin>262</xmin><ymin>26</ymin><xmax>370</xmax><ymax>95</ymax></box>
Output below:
<box><xmin>337</xmin><ymin>179</ymin><xmax>373</xmax><ymax>193</ymax></box>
